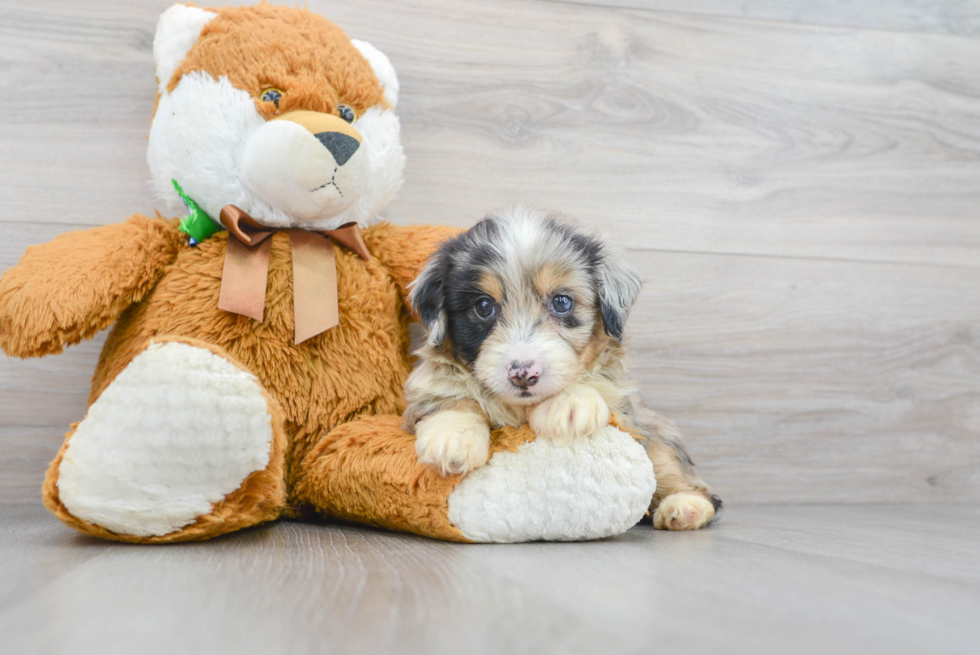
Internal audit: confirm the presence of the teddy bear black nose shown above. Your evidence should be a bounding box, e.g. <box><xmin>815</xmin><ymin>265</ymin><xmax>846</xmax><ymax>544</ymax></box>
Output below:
<box><xmin>315</xmin><ymin>131</ymin><xmax>360</xmax><ymax>166</ymax></box>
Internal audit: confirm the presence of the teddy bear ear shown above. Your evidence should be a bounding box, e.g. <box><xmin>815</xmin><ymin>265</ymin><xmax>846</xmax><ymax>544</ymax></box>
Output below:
<box><xmin>351</xmin><ymin>39</ymin><xmax>400</xmax><ymax>108</ymax></box>
<box><xmin>153</xmin><ymin>3</ymin><xmax>218</xmax><ymax>95</ymax></box>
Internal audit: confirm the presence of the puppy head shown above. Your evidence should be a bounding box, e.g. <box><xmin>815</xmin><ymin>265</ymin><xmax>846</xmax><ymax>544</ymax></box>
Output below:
<box><xmin>410</xmin><ymin>207</ymin><xmax>642</xmax><ymax>405</ymax></box>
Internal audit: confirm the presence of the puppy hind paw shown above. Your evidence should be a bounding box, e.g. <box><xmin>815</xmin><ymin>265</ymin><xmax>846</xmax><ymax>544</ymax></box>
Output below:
<box><xmin>414</xmin><ymin>411</ymin><xmax>491</xmax><ymax>476</ymax></box>
<box><xmin>653</xmin><ymin>492</ymin><xmax>715</xmax><ymax>531</ymax></box>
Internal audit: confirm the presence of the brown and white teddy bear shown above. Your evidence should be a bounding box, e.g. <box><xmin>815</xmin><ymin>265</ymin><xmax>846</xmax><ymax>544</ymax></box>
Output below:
<box><xmin>0</xmin><ymin>3</ymin><xmax>657</xmax><ymax>543</ymax></box>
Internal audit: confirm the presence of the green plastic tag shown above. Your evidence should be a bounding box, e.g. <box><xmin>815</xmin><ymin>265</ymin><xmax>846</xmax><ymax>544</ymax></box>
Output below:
<box><xmin>173</xmin><ymin>179</ymin><xmax>222</xmax><ymax>245</ymax></box>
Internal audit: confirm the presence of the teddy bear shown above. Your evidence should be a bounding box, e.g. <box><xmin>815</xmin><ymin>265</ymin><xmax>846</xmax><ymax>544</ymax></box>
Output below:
<box><xmin>0</xmin><ymin>3</ymin><xmax>656</xmax><ymax>543</ymax></box>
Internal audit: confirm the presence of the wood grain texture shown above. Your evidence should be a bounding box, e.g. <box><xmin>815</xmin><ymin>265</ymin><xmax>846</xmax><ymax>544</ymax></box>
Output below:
<box><xmin>630</xmin><ymin>252</ymin><xmax>980</xmax><ymax>503</ymax></box>
<box><xmin>0</xmin><ymin>502</ymin><xmax>978</xmax><ymax>655</ymax></box>
<box><xmin>4</xmin><ymin>0</ymin><xmax>980</xmax><ymax>266</ymax></box>
<box><xmin>1</xmin><ymin>0</ymin><xmax>979</xmax><ymax>505</ymax></box>
<box><xmin>553</xmin><ymin>0</ymin><xmax>980</xmax><ymax>37</ymax></box>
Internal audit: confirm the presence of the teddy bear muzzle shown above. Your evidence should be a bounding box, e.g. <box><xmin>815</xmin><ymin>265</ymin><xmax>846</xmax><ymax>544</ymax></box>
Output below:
<box><xmin>240</xmin><ymin>110</ymin><xmax>369</xmax><ymax>222</ymax></box>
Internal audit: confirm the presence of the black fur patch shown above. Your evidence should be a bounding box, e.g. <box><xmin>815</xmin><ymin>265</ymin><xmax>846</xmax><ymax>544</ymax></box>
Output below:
<box><xmin>600</xmin><ymin>302</ymin><xmax>625</xmax><ymax>341</ymax></box>
<box><xmin>446</xmin><ymin>271</ymin><xmax>498</xmax><ymax>364</ymax></box>
<box><xmin>419</xmin><ymin>217</ymin><xmax>504</xmax><ymax>363</ymax></box>
<box><xmin>556</xmin><ymin>312</ymin><xmax>583</xmax><ymax>330</ymax></box>
<box><xmin>411</xmin><ymin>250</ymin><xmax>449</xmax><ymax>335</ymax></box>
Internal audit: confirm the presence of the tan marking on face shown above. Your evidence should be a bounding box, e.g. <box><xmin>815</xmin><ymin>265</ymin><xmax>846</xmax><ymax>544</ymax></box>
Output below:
<box><xmin>580</xmin><ymin>328</ymin><xmax>613</xmax><ymax>369</ymax></box>
<box><xmin>478</xmin><ymin>272</ymin><xmax>505</xmax><ymax>302</ymax></box>
<box><xmin>167</xmin><ymin>5</ymin><xmax>387</xmax><ymax>121</ymax></box>
<box><xmin>532</xmin><ymin>262</ymin><xmax>574</xmax><ymax>299</ymax></box>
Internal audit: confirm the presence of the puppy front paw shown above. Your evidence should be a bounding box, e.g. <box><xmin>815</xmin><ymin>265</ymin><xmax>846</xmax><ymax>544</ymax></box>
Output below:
<box><xmin>528</xmin><ymin>384</ymin><xmax>610</xmax><ymax>441</ymax></box>
<box><xmin>653</xmin><ymin>492</ymin><xmax>715</xmax><ymax>530</ymax></box>
<box><xmin>414</xmin><ymin>411</ymin><xmax>491</xmax><ymax>476</ymax></box>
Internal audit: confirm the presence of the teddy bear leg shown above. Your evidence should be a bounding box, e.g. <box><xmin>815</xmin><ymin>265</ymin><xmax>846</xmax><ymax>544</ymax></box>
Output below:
<box><xmin>293</xmin><ymin>415</ymin><xmax>470</xmax><ymax>542</ymax></box>
<box><xmin>42</xmin><ymin>337</ymin><xmax>288</xmax><ymax>543</ymax></box>
<box><xmin>293</xmin><ymin>416</ymin><xmax>656</xmax><ymax>543</ymax></box>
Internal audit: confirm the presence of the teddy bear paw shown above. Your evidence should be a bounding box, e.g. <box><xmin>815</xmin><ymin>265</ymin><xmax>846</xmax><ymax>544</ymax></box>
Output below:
<box><xmin>54</xmin><ymin>340</ymin><xmax>278</xmax><ymax>538</ymax></box>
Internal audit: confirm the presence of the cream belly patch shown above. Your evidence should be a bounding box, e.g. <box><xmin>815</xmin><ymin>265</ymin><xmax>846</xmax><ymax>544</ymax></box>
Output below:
<box><xmin>447</xmin><ymin>426</ymin><xmax>656</xmax><ymax>543</ymax></box>
<box><xmin>57</xmin><ymin>341</ymin><xmax>275</xmax><ymax>537</ymax></box>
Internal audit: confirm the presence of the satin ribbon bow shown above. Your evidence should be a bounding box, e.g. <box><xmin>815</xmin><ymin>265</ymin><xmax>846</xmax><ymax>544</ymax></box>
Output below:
<box><xmin>216</xmin><ymin>205</ymin><xmax>371</xmax><ymax>345</ymax></box>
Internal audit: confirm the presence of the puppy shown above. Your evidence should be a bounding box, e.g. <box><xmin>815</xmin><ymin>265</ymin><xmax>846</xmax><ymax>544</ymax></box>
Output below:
<box><xmin>404</xmin><ymin>207</ymin><xmax>720</xmax><ymax>530</ymax></box>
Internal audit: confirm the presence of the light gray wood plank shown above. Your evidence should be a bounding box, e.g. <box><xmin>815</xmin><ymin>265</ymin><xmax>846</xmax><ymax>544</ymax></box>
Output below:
<box><xmin>2</xmin><ymin>0</ymin><xmax>980</xmax><ymax>267</ymax></box>
<box><xmin>0</xmin><ymin>427</ymin><xmax>60</xmax><ymax>504</ymax></box>
<box><xmin>628</xmin><ymin>250</ymin><xmax>980</xmax><ymax>504</ymax></box>
<box><xmin>0</xmin><ymin>335</ymin><xmax>106</xmax><ymax>429</ymax></box>
<box><xmin>0</xmin><ymin>503</ymin><xmax>977</xmax><ymax>655</ymax></box>
<box><xmin>718</xmin><ymin>502</ymin><xmax>980</xmax><ymax>583</ymax></box>
<box><xmin>553</xmin><ymin>0</ymin><xmax>980</xmax><ymax>38</ymax></box>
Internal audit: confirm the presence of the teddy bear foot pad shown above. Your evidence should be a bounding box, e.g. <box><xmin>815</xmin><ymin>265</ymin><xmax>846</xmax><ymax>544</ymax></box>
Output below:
<box><xmin>48</xmin><ymin>339</ymin><xmax>286</xmax><ymax>539</ymax></box>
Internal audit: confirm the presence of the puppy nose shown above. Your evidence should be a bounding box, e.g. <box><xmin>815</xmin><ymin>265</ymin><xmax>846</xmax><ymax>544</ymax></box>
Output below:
<box><xmin>314</xmin><ymin>132</ymin><xmax>360</xmax><ymax>166</ymax></box>
<box><xmin>507</xmin><ymin>361</ymin><xmax>540</xmax><ymax>387</ymax></box>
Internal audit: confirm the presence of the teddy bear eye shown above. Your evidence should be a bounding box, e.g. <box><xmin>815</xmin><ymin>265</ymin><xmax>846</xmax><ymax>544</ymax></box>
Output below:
<box><xmin>260</xmin><ymin>88</ymin><xmax>282</xmax><ymax>108</ymax></box>
<box><xmin>338</xmin><ymin>104</ymin><xmax>356</xmax><ymax>123</ymax></box>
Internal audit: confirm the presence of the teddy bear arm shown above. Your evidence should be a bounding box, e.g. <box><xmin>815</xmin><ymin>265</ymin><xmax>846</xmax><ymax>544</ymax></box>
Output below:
<box><xmin>0</xmin><ymin>215</ymin><xmax>184</xmax><ymax>358</ymax></box>
<box><xmin>364</xmin><ymin>223</ymin><xmax>463</xmax><ymax>306</ymax></box>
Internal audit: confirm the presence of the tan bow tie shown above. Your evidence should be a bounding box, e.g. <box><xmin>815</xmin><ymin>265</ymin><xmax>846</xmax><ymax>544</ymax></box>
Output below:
<box><xmin>216</xmin><ymin>205</ymin><xmax>371</xmax><ymax>345</ymax></box>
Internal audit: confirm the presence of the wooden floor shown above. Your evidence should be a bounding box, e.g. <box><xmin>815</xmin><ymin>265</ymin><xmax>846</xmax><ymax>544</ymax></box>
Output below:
<box><xmin>0</xmin><ymin>501</ymin><xmax>977</xmax><ymax>655</ymax></box>
<box><xmin>1</xmin><ymin>0</ymin><xmax>979</xmax><ymax>652</ymax></box>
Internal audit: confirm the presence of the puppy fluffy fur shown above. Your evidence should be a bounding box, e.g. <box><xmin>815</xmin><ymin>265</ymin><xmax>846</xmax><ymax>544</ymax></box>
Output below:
<box><xmin>404</xmin><ymin>207</ymin><xmax>720</xmax><ymax>530</ymax></box>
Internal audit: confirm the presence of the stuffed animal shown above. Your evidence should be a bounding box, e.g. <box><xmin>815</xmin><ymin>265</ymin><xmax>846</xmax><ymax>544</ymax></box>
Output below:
<box><xmin>0</xmin><ymin>3</ymin><xmax>656</xmax><ymax>543</ymax></box>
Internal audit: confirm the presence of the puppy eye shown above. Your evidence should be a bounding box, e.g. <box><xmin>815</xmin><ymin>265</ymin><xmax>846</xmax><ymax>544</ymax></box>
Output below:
<box><xmin>474</xmin><ymin>296</ymin><xmax>496</xmax><ymax>320</ymax></box>
<box><xmin>552</xmin><ymin>295</ymin><xmax>573</xmax><ymax>315</ymax></box>
<box><xmin>338</xmin><ymin>104</ymin><xmax>357</xmax><ymax>123</ymax></box>
<box><xmin>260</xmin><ymin>88</ymin><xmax>282</xmax><ymax>108</ymax></box>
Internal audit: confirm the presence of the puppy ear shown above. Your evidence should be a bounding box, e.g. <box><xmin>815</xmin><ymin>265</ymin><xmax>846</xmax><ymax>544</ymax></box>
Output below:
<box><xmin>408</xmin><ymin>254</ymin><xmax>449</xmax><ymax>347</ymax></box>
<box><xmin>597</xmin><ymin>250</ymin><xmax>643</xmax><ymax>342</ymax></box>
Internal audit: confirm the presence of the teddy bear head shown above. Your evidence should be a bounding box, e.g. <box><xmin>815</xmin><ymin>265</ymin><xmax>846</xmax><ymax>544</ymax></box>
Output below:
<box><xmin>147</xmin><ymin>3</ymin><xmax>404</xmax><ymax>231</ymax></box>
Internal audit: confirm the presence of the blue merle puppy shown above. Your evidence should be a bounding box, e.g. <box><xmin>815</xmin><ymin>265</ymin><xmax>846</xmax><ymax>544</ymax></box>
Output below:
<box><xmin>404</xmin><ymin>206</ymin><xmax>720</xmax><ymax>530</ymax></box>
